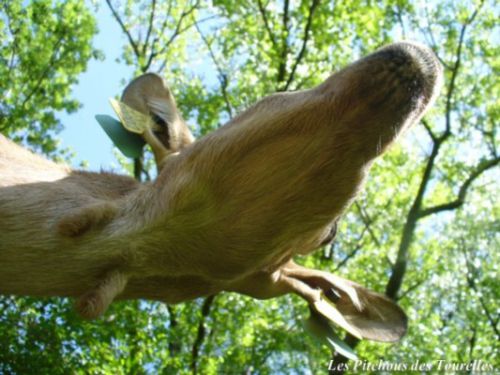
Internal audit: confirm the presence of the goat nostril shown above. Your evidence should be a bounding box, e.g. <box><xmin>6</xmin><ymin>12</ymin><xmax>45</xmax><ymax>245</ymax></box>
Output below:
<box><xmin>377</xmin><ymin>42</ymin><xmax>442</xmax><ymax>100</ymax></box>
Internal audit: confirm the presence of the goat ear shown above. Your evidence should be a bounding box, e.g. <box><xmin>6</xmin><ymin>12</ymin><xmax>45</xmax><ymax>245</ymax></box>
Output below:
<box><xmin>283</xmin><ymin>264</ymin><xmax>407</xmax><ymax>342</ymax></box>
<box><xmin>121</xmin><ymin>73</ymin><xmax>195</xmax><ymax>153</ymax></box>
<box><xmin>320</xmin><ymin>274</ymin><xmax>408</xmax><ymax>342</ymax></box>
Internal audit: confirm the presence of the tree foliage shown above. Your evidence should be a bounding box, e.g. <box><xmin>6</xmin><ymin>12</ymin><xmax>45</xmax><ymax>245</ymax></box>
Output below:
<box><xmin>0</xmin><ymin>0</ymin><xmax>99</xmax><ymax>156</ymax></box>
<box><xmin>0</xmin><ymin>0</ymin><xmax>498</xmax><ymax>374</ymax></box>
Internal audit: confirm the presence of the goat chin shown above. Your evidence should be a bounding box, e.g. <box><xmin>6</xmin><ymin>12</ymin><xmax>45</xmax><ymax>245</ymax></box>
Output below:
<box><xmin>0</xmin><ymin>42</ymin><xmax>441</xmax><ymax>341</ymax></box>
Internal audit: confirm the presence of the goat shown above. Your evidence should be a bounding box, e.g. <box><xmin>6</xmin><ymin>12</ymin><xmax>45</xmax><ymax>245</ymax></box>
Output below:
<box><xmin>0</xmin><ymin>42</ymin><xmax>442</xmax><ymax>343</ymax></box>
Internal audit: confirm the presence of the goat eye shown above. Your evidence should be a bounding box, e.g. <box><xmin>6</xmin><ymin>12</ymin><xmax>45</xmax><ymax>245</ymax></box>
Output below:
<box><xmin>329</xmin><ymin>221</ymin><xmax>338</xmax><ymax>240</ymax></box>
<box><xmin>320</xmin><ymin>221</ymin><xmax>338</xmax><ymax>246</ymax></box>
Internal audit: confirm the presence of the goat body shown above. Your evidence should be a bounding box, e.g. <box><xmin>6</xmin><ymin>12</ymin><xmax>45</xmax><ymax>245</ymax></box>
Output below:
<box><xmin>0</xmin><ymin>42</ymin><xmax>442</xmax><ymax>341</ymax></box>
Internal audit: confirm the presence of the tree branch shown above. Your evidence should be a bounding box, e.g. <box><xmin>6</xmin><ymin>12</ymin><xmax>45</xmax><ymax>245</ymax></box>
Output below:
<box><xmin>256</xmin><ymin>0</ymin><xmax>277</xmax><ymax>48</ymax></box>
<box><xmin>157</xmin><ymin>1</ymin><xmax>173</xmax><ymax>41</ymax></box>
<box><xmin>332</xmin><ymin>199</ymin><xmax>388</xmax><ymax>271</ymax></box>
<box><xmin>155</xmin><ymin>1</ymin><xmax>201</xmax><ymax>72</ymax></box>
<box><xmin>420</xmin><ymin>7</ymin><xmax>451</xmax><ymax>70</ymax></box>
<box><xmin>2</xmin><ymin>3</ymin><xmax>20</xmax><ymax>76</ymax></box>
<box><xmin>178</xmin><ymin>14</ymin><xmax>220</xmax><ymax>34</ymax></box>
<box><xmin>418</xmin><ymin>156</ymin><xmax>500</xmax><ymax>218</ymax></box>
<box><xmin>384</xmin><ymin>3</ymin><xmax>481</xmax><ymax>295</ymax></box>
<box><xmin>158</xmin><ymin>0</ymin><xmax>200</xmax><ymax>55</ymax></box>
<box><xmin>276</xmin><ymin>0</ymin><xmax>290</xmax><ymax>84</ymax></box>
<box><xmin>354</xmin><ymin>201</ymin><xmax>381</xmax><ymax>247</ymax></box>
<box><xmin>166</xmin><ymin>305</ymin><xmax>180</xmax><ymax>356</ymax></box>
<box><xmin>142</xmin><ymin>0</ymin><xmax>157</xmax><ymax>56</ymax></box>
<box><xmin>398</xmin><ymin>278</ymin><xmax>426</xmax><ymax>300</ymax></box>
<box><xmin>105</xmin><ymin>0</ymin><xmax>141</xmax><ymax>59</ymax></box>
<box><xmin>394</xmin><ymin>4</ymin><xmax>406</xmax><ymax>39</ymax></box>
<box><xmin>443</xmin><ymin>1</ymin><xmax>483</xmax><ymax>138</ymax></box>
<box><xmin>133</xmin><ymin>158</ymin><xmax>143</xmax><ymax>181</ymax></box>
<box><xmin>421</xmin><ymin>118</ymin><xmax>437</xmax><ymax>143</ymax></box>
<box><xmin>332</xmin><ymin>243</ymin><xmax>363</xmax><ymax>272</ymax></box>
<box><xmin>401</xmin><ymin>10</ymin><xmax>482</xmax><ymax>217</ymax></box>
<box><xmin>462</xmin><ymin>246</ymin><xmax>500</xmax><ymax>340</ymax></box>
<box><xmin>21</xmin><ymin>36</ymin><xmax>65</xmax><ymax>108</ymax></box>
<box><xmin>283</xmin><ymin>0</ymin><xmax>321</xmax><ymax>91</ymax></box>
<box><xmin>468</xmin><ymin>326</ymin><xmax>477</xmax><ymax>361</ymax></box>
<box><xmin>190</xmin><ymin>295</ymin><xmax>215</xmax><ymax>374</ymax></box>
<box><xmin>195</xmin><ymin>21</ymin><xmax>234</xmax><ymax>118</ymax></box>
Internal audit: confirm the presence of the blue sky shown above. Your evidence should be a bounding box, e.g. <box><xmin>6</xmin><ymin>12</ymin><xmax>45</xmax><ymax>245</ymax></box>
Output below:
<box><xmin>57</xmin><ymin>5</ymin><xmax>134</xmax><ymax>171</ymax></box>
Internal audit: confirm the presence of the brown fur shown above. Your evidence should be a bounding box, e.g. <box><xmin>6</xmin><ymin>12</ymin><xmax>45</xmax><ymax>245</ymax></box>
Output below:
<box><xmin>0</xmin><ymin>42</ymin><xmax>442</xmax><ymax>342</ymax></box>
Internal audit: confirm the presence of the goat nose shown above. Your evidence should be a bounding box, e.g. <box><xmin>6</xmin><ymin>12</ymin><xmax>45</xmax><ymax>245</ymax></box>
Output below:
<box><xmin>374</xmin><ymin>41</ymin><xmax>442</xmax><ymax>105</ymax></box>
<box><xmin>319</xmin><ymin>42</ymin><xmax>443</xmax><ymax>160</ymax></box>
<box><xmin>329</xmin><ymin>41</ymin><xmax>443</xmax><ymax>120</ymax></box>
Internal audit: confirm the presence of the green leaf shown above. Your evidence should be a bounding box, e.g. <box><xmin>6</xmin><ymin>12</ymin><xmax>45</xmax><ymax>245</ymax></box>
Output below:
<box><xmin>95</xmin><ymin>115</ymin><xmax>145</xmax><ymax>159</ymax></box>
<box><xmin>303</xmin><ymin>312</ymin><xmax>358</xmax><ymax>361</ymax></box>
<box><xmin>325</xmin><ymin>333</ymin><xmax>359</xmax><ymax>362</ymax></box>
